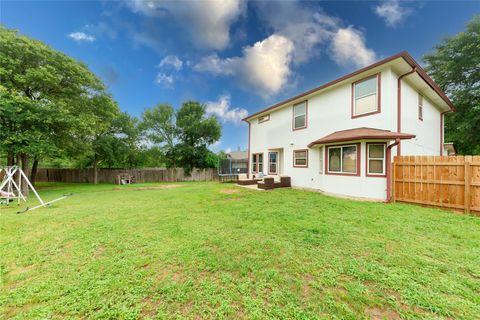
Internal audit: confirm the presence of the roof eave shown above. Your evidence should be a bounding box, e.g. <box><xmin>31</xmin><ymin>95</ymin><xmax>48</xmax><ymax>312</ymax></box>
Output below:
<box><xmin>243</xmin><ymin>51</ymin><xmax>455</xmax><ymax>122</ymax></box>
<box><xmin>307</xmin><ymin>134</ymin><xmax>416</xmax><ymax>148</ymax></box>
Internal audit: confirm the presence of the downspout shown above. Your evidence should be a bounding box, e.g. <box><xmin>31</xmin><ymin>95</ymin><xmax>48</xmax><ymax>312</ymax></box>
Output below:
<box><xmin>247</xmin><ymin>121</ymin><xmax>251</xmax><ymax>178</ymax></box>
<box><xmin>397</xmin><ymin>67</ymin><xmax>417</xmax><ymax>156</ymax></box>
<box><xmin>386</xmin><ymin>138</ymin><xmax>401</xmax><ymax>202</ymax></box>
<box><xmin>440</xmin><ymin>110</ymin><xmax>453</xmax><ymax>155</ymax></box>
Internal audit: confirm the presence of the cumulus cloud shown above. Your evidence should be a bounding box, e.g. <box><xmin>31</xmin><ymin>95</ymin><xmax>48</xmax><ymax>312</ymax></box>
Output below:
<box><xmin>194</xmin><ymin>2</ymin><xmax>375</xmax><ymax>97</ymax></box>
<box><xmin>374</xmin><ymin>0</ymin><xmax>411</xmax><ymax>27</ymax></box>
<box><xmin>206</xmin><ymin>94</ymin><xmax>248</xmax><ymax>124</ymax></box>
<box><xmin>253</xmin><ymin>2</ymin><xmax>339</xmax><ymax>64</ymax></box>
<box><xmin>127</xmin><ymin>0</ymin><xmax>245</xmax><ymax>50</ymax></box>
<box><xmin>155</xmin><ymin>73</ymin><xmax>174</xmax><ymax>88</ymax></box>
<box><xmin>68</xmin><ymin>32</ymin><xmax>95</xmax><ymax>42</ymax></box>
<box><xmin>195</xmin><ymin>34</ymin><xmax>294</xmax><ymax>97</ymax></box>
<box><xmin>158</xmin><ymin>55</ymin><xmax>183</xmax><ymax>71</ymax></box>
<box><xmin>329</xmin><ymin>27</ymin><xmax>376</xmax><ymax>68</ymax></box>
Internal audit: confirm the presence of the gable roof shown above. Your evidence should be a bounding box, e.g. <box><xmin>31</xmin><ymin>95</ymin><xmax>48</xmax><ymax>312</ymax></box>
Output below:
<box><xmin>243</xmin><ymin>51</ymin><xmax>455</xmax><ymax>122</ymax></box>
<box><xmin>307</xmin><ymin>127</ymin><xmax>415</xmax><ymax>147</ymax></box>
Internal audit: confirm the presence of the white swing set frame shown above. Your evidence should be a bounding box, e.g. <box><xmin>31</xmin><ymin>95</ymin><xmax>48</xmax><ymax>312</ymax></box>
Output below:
<box><xmin>0</xmin><ymin>166</ymin><xmax>68</xmax><ymax>213</ymax></box>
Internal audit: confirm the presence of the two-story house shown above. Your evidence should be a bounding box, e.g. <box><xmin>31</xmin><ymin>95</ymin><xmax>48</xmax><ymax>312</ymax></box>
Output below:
<box><xmin>243</xmin><ymin>52</ymin><xmax>455</xmax><ymax>201</ymax></box>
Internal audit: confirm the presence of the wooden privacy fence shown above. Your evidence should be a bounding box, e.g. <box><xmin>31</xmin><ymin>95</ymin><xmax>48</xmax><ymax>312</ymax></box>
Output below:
<box><xmin>35</xmin><ymin>168</ymin><xmax>218</xmax><ymax>184</ymax></box>
<box><xmin>393</xmin><ymin>156</ymin><xmax>480</xmax><ymax>215</ymax></box>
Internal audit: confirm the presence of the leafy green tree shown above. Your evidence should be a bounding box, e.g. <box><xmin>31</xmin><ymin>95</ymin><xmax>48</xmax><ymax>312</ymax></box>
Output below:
<box><xmin>87</xmin><ymin>112</ymin><xmax>141</xmax><ymax>183</ymax></box>
<box><xmin>176</xmin><ymin>101</ymin><xmax>221</xmax><ymax>174</ymax></box>
<box><xmin>0</xmin><ymin>26</ymin><xmax>119</xmax><ymax>184</ymax></box>
<box><xmin>141</xmin><ymin>101</ymin><xmax>221</xmax><ymax>174</ymax></box>
<box><xmin>140</xmin><ymin>104</ymin><xmax>178</xmax><ymax>167</ymax></box>
<box><xmin>423</xmin><ymin>16</ymin><xmax>480</xmax><ymax>154</ymax></box>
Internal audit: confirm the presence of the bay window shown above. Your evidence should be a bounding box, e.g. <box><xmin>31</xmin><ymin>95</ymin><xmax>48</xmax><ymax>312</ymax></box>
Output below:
<box><xmin>327</xmin><ymin>144</ymin><xmax>359</xmax><ymax>175</ymax></box>
<box><xmin>367</xmin><ymin>143</ymin><xmax>386</xmax><ymax>176</ymax></box>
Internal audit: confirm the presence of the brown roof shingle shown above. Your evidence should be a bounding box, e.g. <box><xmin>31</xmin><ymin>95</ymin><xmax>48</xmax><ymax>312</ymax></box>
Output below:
<box><xmin>307</xmin><ymin>127</ymin><xmax>415</xmax><ymax>147</ymax></box>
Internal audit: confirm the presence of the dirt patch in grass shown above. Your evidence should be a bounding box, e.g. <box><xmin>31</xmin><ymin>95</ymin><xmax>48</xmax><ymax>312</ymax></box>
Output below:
<box><xmin>8</xmin><ymin>264</ymin><xmax>34</xmax><ymax>276</ymax></box>
<box><xmin>93</xmin><ymin>245</ymin><xmax>105</xmax><ymax>258</ymax></box>
<box><xmin>112</xmin><ymin>184</ymin><xmax>184</xmax><ymax>192</ymax></box>
<box><xmin>219</xmin><ymin>189</ymin><xmax>240</xmax><ymax>194</ymax></box>
<box><xmin>365</xmin><ymin>306</ymin><xmax>401</xmax><ymax>320</ymax></box>
<box><xmin>302</xmin><ymin>274</ymin><xmax>314</xmax><ymax>298</ymax></box>
<box><xmin>141</xmin><ymin>297</ymin><xmax>161</xmax><ymax>318</ymax></box>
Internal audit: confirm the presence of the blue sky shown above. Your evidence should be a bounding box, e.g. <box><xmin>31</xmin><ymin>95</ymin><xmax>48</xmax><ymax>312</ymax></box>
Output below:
<box><xmin>2</xmin><ymin>1</ymin><xmax>478</xmax><ymax>152</ymax></box>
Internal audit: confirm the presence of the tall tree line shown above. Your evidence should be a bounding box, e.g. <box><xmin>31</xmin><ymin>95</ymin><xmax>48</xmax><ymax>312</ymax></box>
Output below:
<box><xmin>0</xmin><ymin>26</ymin><xmax>223</xmax><ymax>185</ymax></box>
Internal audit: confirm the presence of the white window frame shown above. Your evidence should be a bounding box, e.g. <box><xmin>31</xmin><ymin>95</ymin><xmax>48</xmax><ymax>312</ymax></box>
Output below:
<box><xmin>293</xmin><ymin>101</ymin><xmax>307</xmax><ymax>130</ymax></box>
<box><xmin>252</xmin><ymin>153</ymin><xmax>263</xmax><ymax>173</ymax></box>
<box><xmin>327</xmin><ymin>144</ymin><xmax>358</xmax><ymax>174</ymax></box>
<box><xmin>268</xmin><ymin>152</ymin><xmax>278</xmax><ymax>175</ymax></box>
<box><xmin>353</xmin><ymin>75</ymin><xmax>379</xmax><ymax>117</ymax></box>
<box><xmin>319</xmin><ymin>147</ymin><xmax>324</xmax><ymax>174</ymax></box>
<box><xmin>367</xmin><ymin>143</ymin><xmax>386</xmax><ymax>176</ymax></box>
<box><xmin>293</xmin><ymin>149</ymin><xmax>308</xmax><ymax>167</ymax></box>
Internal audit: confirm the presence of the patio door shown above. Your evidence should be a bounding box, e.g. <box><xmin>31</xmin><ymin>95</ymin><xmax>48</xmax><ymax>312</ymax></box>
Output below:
<box><xmin>268</xmin><ymin>152</ymin><xmax>278</xmax><ymax>175</ymax></box>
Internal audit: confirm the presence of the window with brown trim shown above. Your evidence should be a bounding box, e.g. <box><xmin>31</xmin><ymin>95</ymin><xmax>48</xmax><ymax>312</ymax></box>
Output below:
<box><xmin>258</xmin><ymin>114</ymin><xmax>270</xmax><ymax>123</ymax></box>
<box><xmin>268</xmin><ymin>152</ymin><xmax>278</xmax><ymax>174</ymax></box>
<box><xmin>293</xmin><ymin>101</ymin><xmax>307</xmax><ymax>130</ymax></box>
<box><xmin>251</xmin><ymin>153</ymin><xmax>263</xmax><ymax>173</ymax></box>
<box><xmin>327</xmin><ymin>144</ymin><xmax>358</xmax><ymax>175</ymax></box>
<box><xmin>367</xmin><ymin>143</ymin><xmax>386</xmax><ymax>176</ymax></box>
<box><xmin>418</xmin><ymin>94</ymin><xmax>424</xmax><ymax>121</ymax></box>
<box><xmin>352</xmin><ymin>74</ymin><xmax>380</xmax><ymax>117</ymax></box>
<box><xmin>293</xmin><ymin>149</ymin><xmax>308</xmax><ymax>167</ymax></box>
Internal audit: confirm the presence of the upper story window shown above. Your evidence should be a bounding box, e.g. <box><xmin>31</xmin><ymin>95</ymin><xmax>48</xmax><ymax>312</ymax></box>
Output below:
<box><xmin>258</xmin><ymin>114</ymin><xmax>270</xmax><ymax>123</ymax></box>
<box><xmin>293</xmin><ymin>101</ymin><xmax>307</xmax><ymax>130</ymax></box>
<box><xmin>418</xmin><ymin>94</ymin><xmax>424</xmax><ymax>121</ymax></box>
<box><xmin>352</xmin><ymin>74</ymin><xmax>380</xmax><ymax>118</ymax></box>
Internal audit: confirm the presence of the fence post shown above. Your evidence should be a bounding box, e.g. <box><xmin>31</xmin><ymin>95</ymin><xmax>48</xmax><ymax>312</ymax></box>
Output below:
<box><xmin>464</xmin><ymin>155</ymin><xmax>471</xmax><ymax>214</ymax></box>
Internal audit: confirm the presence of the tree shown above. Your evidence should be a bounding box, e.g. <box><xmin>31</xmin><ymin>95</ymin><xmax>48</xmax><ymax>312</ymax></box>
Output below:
<box><xmin>423</xmin><ymin>16</ymin><xmax>480</xmax><ymax>154</ymax></box>
<box><xmin>0</xmin><ymin>26</ymin><xmax>119</xmax><ymax>184</ymax></box>
<box><xmin>141</xmin><ymin>101</ymin><xmax>221</xmax><ymax>174</ymax></box>
<box><xmin>86</xmin><ymin>111</ymin><xmax>141</xmax><ymax>184</ymax></box>
<box><xmin>140</xmin><ymin>104</ymin><xmax>178</xmax><ymax>167</ymax></box>
<box><xmin>175</xmin><ymin>101</ymin><xmax>221</xmax><ymax>174</ymax></box>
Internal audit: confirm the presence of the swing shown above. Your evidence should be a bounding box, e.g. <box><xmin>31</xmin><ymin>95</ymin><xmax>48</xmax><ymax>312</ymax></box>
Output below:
<box><xmin>0</xmin><ymin>166</ymin><xmax>70</xmax><ymax>213</ymax></box>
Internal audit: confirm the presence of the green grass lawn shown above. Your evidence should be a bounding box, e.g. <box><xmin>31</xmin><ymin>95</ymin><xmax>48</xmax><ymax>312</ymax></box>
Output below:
<box><xmin>1</xmin><ymin>182</ymin><xmax>479</xmax><ymax>319</ymax></box>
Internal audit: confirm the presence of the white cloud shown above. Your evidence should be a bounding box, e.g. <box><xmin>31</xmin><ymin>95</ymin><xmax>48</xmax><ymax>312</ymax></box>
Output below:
<box><xmin>68</xmin><ymin>32</ymin><xmax>95</xmax><ymax>42</ymax></box>
<box><xmin>253</xmin><ymin>2</ymin><xmax>339</xmax><ymax>64</ymax></box>
<box><xmin>206</xmin><ymin>94</ymin><xmax>248</xmax><ymax>124</ymax></box>
<box><xmin>195</xmin><ymin>34</ymin><xmax>294</xmax><ymax>97</ymax></box>
<box><xmin>127</xmin><ymin>0</ymin><xmax>245</xmax><ymax>50</ymax></box>
<box><xmin>195</xmin><ymin>3</ymin><xmax>376</xmax><ymax>97</ymax></box>
<box><xmin>158</xmin><ymin>55</ymin><xmax>183</xmax><ymax>71</ymax></box>
<box><xmin>329</xmin><ymin>27</ymin><xmax>376</xmax><ymax>68</ymax></box>
<box><xmin>155</xmin><ymin>73</ymin><xmax>174</xmax><ymax>88</ymax></box>
<box><xmin>374</xmin><ymin>0</ymin><xmax>411</xmax><ymax>27</ymax></box>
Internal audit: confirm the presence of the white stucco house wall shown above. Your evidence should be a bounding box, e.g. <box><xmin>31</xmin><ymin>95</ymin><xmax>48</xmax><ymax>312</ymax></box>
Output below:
<box><xmin>243</xmin><ymin>52</ymin><xmax>456</xmax><ymax>201</ymax></box>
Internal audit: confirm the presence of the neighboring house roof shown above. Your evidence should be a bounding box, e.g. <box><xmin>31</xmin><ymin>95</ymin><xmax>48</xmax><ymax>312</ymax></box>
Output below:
<box><xmin>443</xmin><ymin>143</ymin><xmax>457</xmax><ymax>155</ymax></box>
<box><xmin>307</xmin><ymin>127</ymin><xmax>415</xmax><ymax>147</ymax></box>
<box><xmin>227</xmin><ymin>150</ymin><xmax>248</xmax><ymax>160</ymax></box>
<box><xmin>243</xmin><ymin>51</ymin><xmax>455</xmax><ymax>122</ymax></box>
